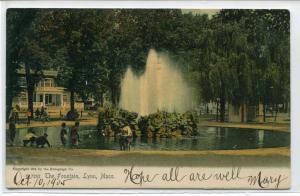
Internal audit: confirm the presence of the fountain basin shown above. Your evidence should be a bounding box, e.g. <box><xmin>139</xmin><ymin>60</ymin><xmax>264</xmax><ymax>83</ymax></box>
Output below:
<box><xmin>7</xmin><ymin>126</ymin><xmax>290</xmax><ymax>151</ymax></box>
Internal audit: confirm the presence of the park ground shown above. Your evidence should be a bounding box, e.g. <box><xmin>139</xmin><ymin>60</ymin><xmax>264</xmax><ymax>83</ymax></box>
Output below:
<box><xmin>6</xmin><ymin>116</ymin><xmax>290</xmax><ymax>167</ymax></box>
<box><xmin>6</xmin><ymin>146</ymin><xmax>290</xmax><ymax>167</ymax></box>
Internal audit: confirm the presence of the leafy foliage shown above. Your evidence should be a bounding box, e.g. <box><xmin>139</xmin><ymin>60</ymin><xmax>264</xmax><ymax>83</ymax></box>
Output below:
<box><xmin>6</xmin><ymin>9</ymin><xmax>290</xmax><ymax>122</ymax></box>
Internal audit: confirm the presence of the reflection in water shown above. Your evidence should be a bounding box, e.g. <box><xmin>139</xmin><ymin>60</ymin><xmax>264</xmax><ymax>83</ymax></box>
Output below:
<box><xmin>257</xmin><ymin>130</ymin><xmax>264</xmax><ymax>148</ymax></box>
<box><xmin>8</xmin><ymin>126</ymin><xmax>290</xmax><ymax>151</ymax></box>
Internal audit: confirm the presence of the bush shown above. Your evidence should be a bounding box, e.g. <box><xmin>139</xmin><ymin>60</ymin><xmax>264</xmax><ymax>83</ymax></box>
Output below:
<box><xmin>66</xmin><ymin>110</ymin><xmax>79</xmax><ymax>120</ymax></box>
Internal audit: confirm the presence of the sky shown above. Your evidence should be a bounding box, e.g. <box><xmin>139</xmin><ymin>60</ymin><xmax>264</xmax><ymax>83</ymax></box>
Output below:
<box><xmin>181</xmin><ymin>9</ymin><xmax>220</xmax><ymax>18</ymax></box>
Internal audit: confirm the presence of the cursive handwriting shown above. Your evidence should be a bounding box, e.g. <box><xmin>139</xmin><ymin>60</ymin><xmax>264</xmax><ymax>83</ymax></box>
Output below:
<box><xmin>10</xmin><ymin>167</ymin><xmax>288</xmax><ymax>189</ymax></box>
<box><xmin>161</xmin><ymin>167</ymin><xmax>186</xmax><ymax>182</ymax></box>
<box><xmin>214</xmin><ymin>167</ymin><xmax>244</xmax><ymax>181</ymax></box>
<box><xmin>247</xmin><ymin>171</ymin><xmax>288</xmax><ymax>189</ymax></box>
<box><xmin>124</xmin><ymin>165</ymin><xmax>159</xmax><ymax>186</ymax></box>
<box><xmin>123</xmin><ymin>166</ymin><xmax>287</xmax><ymax>189</ymax></box>
<box><xmin>13</xmin><ymin>171</ymin><xmax>72</xmax><ymax>188</ymax></box>
<box><xmin>123</xmin><ymin>166</ymin><xmax>243</xmax><ymax>186</ymax></box>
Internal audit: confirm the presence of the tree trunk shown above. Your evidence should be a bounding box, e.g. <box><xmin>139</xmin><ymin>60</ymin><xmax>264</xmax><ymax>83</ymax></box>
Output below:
<box><xmin>285</xmin><ymin>101</ymin><xmax>289</xmax><ymax>113</ymax></box>
<box><xmin>6</xmin><ymin>93</ymin><xmax>13</xmax><ymax>121</ymax></box>
<box><xmin>27</xmin><ymin>87</ymin><xmax>34</xmax><ymax>117</ymax></box>
<box><xmin>111</xmin><ymin>87</ymin><xmax>116</xmax><ymax>107</ymax></box>
<box><xmin>99</xmin><ymin>93</ymin><xmax>104</xmax><ymax>107</ymax></box>
<box><xmin>263</xmin><ymin>104</ymin><xmax>266</xmax><ymax>122</ymax></box>
<box><xmin>70</xmin><ymin>90</ymin><xmax>75</xmax><ymax>112</ymax></box>
<box><xmin>25</xmin><ymin>64</ymin><xmax>34</xmax><ymax>117</ymax></box>
<box><xmin>274</xmin><ymin>104</ymin><xmax>278</xmax><ymax>122</ymax></box>
<box><xmin>220</xmin><ymin>97</ymin><xmax>226</xmax><ymax>122</ymax></box>
<box><xmin>241</xmin><ymin>103</ymin><xmax>244</xmax><ymax>123</ymax></box>
<box><xmin>206</xmin><ymin>104</ymin><xmax>209</xmax><ymax>114</ymax></box>
<box><xmin>111</xmin><ymin>84</ymin><xmax>120</xmax><ymax>107</ymax></box>
<box><xmin>216</xmin><ymin>101</ymin><xmax>219</xmax><ymax>121</ymax></box>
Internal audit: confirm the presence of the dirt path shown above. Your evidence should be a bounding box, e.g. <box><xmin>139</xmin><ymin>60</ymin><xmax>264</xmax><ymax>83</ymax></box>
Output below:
<box><xmin>6</xmin><ymin>147</ymin><xmax>290</xmax><ymax>167</ymax></box>
<box><xmin>199</xmin><ymin>121</ymin><xmax>290</xmax><ymax>132</ymax></box>
<box><xmin>11</xmin><ymin>118</ymin><xmax>98</xmax><ymax>129</ymax></box>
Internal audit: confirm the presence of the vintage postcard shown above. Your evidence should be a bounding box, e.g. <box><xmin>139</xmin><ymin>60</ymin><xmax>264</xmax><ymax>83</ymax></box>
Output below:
<box><xmin>5</xmin><ymin>8</ymin><xmax>290</xmax><ymax>189</ymax></box>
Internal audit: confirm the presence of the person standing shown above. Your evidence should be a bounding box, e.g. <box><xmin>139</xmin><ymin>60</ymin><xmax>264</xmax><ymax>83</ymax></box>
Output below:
<box><xmin>27</xmin><ymin>109</ymin><xmax>32</xmax><ymax>125</ymax></box>
<box><xmin>70</xmin><ymin>121</ymin><xmax>80</xmax><ymax>148</ymax></box>
<box><xmin>121</xmin><ymin>123</ymin><xmax>133</xmax><ymax>151</ymax></box>
<box><xmin>8</xmin><ymin>117</ymin><xmax>16</xmax><ymax>145</ymax></box>
<box><xmin>15</xmin><ymin>105</ymin><xmax>20</xmax><ymax>124</ymax></box>
<box><xmin>10</xmin><ymin>107</ymin><xmax>18</xmax><ymax>124</ymax></box>
<box><xmin>60</xmin><ymin>122</ymin><xmax>68</xmax><ymax>147</ymax></box>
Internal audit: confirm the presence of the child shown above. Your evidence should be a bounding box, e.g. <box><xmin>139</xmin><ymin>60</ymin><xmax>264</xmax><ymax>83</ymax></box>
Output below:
<box><xmin>60</xmin><ymin>122</ymin><xmax>68</xmax><ymax>147</ymax></box>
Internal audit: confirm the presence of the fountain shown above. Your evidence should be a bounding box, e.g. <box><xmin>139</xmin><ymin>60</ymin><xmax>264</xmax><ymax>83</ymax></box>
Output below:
<box><xmin>119</xmin><ymin>49</ymin><xmax>194</xmax><ymax>115</ymax></box>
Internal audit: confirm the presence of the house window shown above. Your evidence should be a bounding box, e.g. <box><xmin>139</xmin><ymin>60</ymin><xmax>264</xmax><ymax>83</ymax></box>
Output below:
<box><xmin>37</xmin><ymin>78</ymin><xmax>54</xmax><ymax>87</ymax></box>
<box><xmin>39</xmin><ymin>94</ymin><xmax>43</xmax><ymax>102</ymax></box>
<box><xmin>55</xmin><ymin>94</ymin><xmax>61</xmax><ymax>106</ymax></box>
<box><xmin>45</xmin><ymin>94</ymin><xmax>61</xmax><ymax>106</ymax></box>
<box><xmin>45</xmin><ymin>94</ymin><xmax>52</xmax><ymax>105</ymax></box>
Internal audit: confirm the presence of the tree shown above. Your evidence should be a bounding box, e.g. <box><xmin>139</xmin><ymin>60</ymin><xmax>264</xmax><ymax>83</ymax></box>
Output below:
<box><xmin>7</xmin><ymin>9</ymin><xmax>49</xmax><ymax>118</ymax></box>
<box><xmin>6</xmin><ymin>9</ymin><xmax>23</xmax><ymax>119</ymax></box>
<box><xmin>7</xmin><ymin>9</ymin><xmax>289</xmax><ymax>123</ymax></box>
<box><xmin>41</xmin><ymin>10</ymin><xmax>110</xmax><ymax>114</ymax></box>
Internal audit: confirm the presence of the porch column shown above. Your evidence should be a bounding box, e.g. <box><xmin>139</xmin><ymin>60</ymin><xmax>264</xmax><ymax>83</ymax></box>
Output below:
<box><xmin>43</xmin><ymin>93</ymin><xmax>45</xmax><ymax>107</ymax></box>
<box><xmin>61</xmin><ymin>94</ymin><xmax>63</xmax><ymax>107</ymax></box>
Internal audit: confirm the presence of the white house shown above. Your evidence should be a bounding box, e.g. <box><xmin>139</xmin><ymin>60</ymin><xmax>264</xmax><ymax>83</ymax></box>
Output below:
<box><xmin>12</xmin><ymin>68</ymin><xmax>84</xmax><ymax>116</ymax></box>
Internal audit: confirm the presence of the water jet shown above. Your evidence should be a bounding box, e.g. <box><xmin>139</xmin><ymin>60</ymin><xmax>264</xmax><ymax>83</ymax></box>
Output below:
<box><xmin>119</xmin><ymin>49</ymin><xmax>193</xmax><ymax>115</ymax></box>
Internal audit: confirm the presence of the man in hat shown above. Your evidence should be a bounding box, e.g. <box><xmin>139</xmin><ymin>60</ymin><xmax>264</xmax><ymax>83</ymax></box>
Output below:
<box><xmin>36</xmin><ymin>133</ymin><xmax>51</xmax><ymax>148</ymax></box>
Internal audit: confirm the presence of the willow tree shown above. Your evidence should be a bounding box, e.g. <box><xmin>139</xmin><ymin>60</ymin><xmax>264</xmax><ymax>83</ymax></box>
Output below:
<box><xmin>206</xmin><ymin>9</ymin><xmax>290</xmax><ymax>122</ymax></box>
<box><xmin>246</xmin><ymin>10</ymin><xmax>290</xmax><ymax>121</ymax></box>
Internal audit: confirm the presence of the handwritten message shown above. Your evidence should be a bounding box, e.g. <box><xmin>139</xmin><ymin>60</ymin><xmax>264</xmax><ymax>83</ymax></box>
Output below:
<box><xmin>123</xmin><ymin>166</ymin><xmax>287</xmax><ymax>189</ymax></box>
<box><xmin>6</xmin><ymin>165</ymin><xmax>290</xmax><ymax>189</ymax></box>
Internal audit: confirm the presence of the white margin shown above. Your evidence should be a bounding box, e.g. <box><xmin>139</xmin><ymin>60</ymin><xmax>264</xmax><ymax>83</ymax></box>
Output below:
<box><xmin>0</xmin><ymin>1</ymin><xmax>300</xmax><ymax>195</ymax></box>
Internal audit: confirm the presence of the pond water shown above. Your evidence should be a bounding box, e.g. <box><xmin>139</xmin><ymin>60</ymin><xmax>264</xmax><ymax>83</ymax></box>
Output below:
<box><xmin>7</xmin><ymin>126</ymin><xmax>290</xmax><ymax>151</ymax></box>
